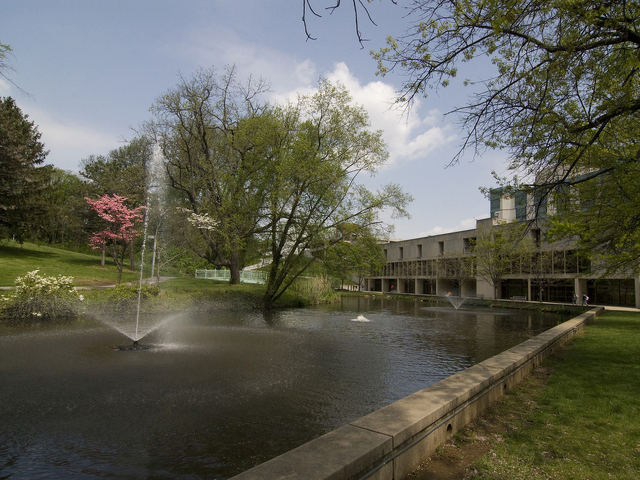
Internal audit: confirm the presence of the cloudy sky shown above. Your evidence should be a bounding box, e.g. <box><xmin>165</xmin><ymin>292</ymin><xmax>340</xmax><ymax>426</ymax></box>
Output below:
<box><xmin>2</xmin><ymin>0</ymin><xmax>509</xmax><ymax>240</ymax></box>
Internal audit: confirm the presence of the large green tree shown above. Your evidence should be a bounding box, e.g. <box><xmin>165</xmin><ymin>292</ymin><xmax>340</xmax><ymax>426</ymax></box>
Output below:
<box><xmin>37</xmin><ymin>168</ymin><xmax>91</xmax><ymax>249</ymax></box>
<box><xmin>323</xmin><ymin>225</ymin><xmax>386</xmax><ymax>290</ymax></box>
<box><xmin>0</xmin><ymin>96</ymin><xmax>50</xmax><ymax>241</ymax></box>
<box><xmin>474</xmin><ymin>221</ymin><xmax>533</xmax><ymax>299</ymax></box>
<box><xmin>371</xmin><ymin>0</ymin><xmax>640</xmax><ymax>269</ymax></box>
<box><xmin>80</xmin><ymin>136</ymin><xmax>152</xmax><ymax>207</ymax></box>
<box><xmin>146</xmin><ymin>66</ymin><xmax>273</xmax><ymax>284</ymax></box>
<box><xmin>260</xmin><ymin>79</ymin><xmax>412</xmax><ymax>307</ymax></box>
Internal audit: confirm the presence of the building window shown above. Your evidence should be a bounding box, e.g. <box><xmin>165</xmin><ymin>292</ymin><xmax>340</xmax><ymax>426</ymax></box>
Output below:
<box><xmin>417</xmin><ymin>244</ymin><xmax>422</xmax><ymax>258</ymax></box>
<box><xmin>515</xmin><ymin>191</ymin><xmax>527</xmax><ymax>221</ymax></box>
<box><xmin>490</xmin><ymin>191</ymin><xmax>501</xmax><ymax>218</ymax></box>
<box><xmin>463</xmin><ymin>237</ymin><xmax>475</xmax><ymax>254</ymax></box>
<box><xmin>399</xmin><ymin>247</ymin><xmax>404</xmax><ymax>260</ymax></box>
<box><xmin>438</xmin><ymin>241</ymin><xmax>444</xmax><ymax>256</ymax></box>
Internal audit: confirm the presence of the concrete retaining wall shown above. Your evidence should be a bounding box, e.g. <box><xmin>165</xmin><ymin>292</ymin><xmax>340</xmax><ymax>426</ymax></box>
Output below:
<box><xmin>231</xmin><ymin>308</ymin><xmax>603</xmax><ymax>480</ymax></box>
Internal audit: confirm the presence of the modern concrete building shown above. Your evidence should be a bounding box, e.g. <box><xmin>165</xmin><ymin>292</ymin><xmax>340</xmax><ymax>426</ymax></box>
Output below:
<box><xmin>364</xmin><ymin>191</ymin><xmax>640</xmax><ymax>307</ymax></box>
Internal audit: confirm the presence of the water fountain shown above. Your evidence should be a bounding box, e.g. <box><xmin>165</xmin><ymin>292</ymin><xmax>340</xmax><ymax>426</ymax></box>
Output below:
<box><xmin>118</xmin><ymin>144</ymin><xmax>166</xmax><ymax>350</ymax></box>
<box><xmin>445</xmin><ymin>295</ymin><xmax>466</xmax><ymax>310</ymax></box>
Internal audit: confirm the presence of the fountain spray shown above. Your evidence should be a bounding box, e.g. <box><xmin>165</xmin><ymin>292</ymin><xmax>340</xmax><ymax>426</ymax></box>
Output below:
<box><xmin>134</xmin><ymin>192</ymin><xmax>151</xmax><ymax>345</ymax></box>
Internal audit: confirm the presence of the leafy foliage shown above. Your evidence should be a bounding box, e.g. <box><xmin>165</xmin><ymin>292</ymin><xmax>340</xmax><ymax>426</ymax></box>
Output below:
<box><xmin>290</xmin><ymin>275</ymin><xmax>338</xmax><ymax>305</ymax></box>
<box><xmin>85</xmin><ymin>194</ymin><xmax>146</xmax><ymax>283</ymax></box>
<box><xmin>0</xmin><ymin>96</ymin><xmax>50</xmax><ymax>241</ymax></box>
<box><xmin>474</xmin><ymin>221</ymin><xmax>533</xmax><ymax>299</ymax></box>
<box><xmin>260</xmin><ymin>79</ymin><xmax>412</xmax><ymax>307</ymax></box>
<box><xmin>374</xmin><ymin>0</ymin><xmax>640</xmax><ymax>268</ymax></box>
<box><xmin>147</xmin><ymin>66</ymin><xmax>272</xmax><ymax>284</ymax></box>
<box><xmin>0</xmin><ymin>270</ymin><xmax>83</xmax><ymax>322</ymax></box>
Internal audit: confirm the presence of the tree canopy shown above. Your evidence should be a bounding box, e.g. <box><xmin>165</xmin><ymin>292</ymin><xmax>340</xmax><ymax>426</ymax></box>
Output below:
<box><xmin>370</xmin><ymin>0</ymin><xmax>640</xmax><ymax>270</ymax></box>
<box><xmin>474</xmin><ymin>221</ymin><xmax>533</xmax><ymax>299</ymax></box>
<box><xmin>146</xmin><ymin>66</ymin><xmax>273</xmax><ymax>284</ymax></box>
<box><xmin>147</xmin><ymin>66</ymin><xmax>411</xmax><ymax>302</ymax></box>
<box><xmin>260</xmin><ymin>79</ymin><xmax>411</xmax><ymax>306</ymax></box>
<box><xmin>0</xmin><ymin>96</ymin><xmax>50</xmax><ymax>241</ymax></box>
<box><xmin>85</xmin><ymin>194</ymin><xmax>146</xmax><ymax>284</ymax></box>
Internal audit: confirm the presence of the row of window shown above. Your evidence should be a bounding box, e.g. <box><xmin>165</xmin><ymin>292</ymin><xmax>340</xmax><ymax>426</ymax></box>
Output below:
<box><xmin>376</xmin><ymin>249</ymin><xmax>590</xmax><ymax>278</ymax></box>
<box><xmin>388</xmin><ymin>238</ymin><xmax>476</xmax><ymax>261</ymax></box>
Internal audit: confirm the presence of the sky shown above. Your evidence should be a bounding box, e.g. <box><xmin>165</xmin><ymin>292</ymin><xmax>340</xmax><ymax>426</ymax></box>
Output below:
<box><xmin>2</xmin><ymin>0</ymin><xmax>509</xmax><ymax>240</ymax></box>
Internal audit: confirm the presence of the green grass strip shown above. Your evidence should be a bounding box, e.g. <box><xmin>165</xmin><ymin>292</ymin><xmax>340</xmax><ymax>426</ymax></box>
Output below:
<box><xmin>473</xmin><ymin>311</ymin><xmax>640</xmax><ymax>479</ymax></box>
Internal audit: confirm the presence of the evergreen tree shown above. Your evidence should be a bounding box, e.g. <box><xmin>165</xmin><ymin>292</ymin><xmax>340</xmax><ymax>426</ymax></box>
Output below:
<box><xmin>0</xmin><ymin>97</ymin><xmax>49</xmax><ymax>241</ymax></box>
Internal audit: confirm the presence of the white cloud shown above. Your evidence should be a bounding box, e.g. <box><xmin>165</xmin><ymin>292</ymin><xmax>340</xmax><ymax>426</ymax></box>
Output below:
<box><xmin>271</xmin><ymin>62</ymin><xmax>456</xmax><ymax>167</ymax></box>
<box><xmin>420</xmin><ymin>217</ymin><xmax>479</xmax><ymax>237</ymax></box>
<box><xmin>180</xmin><ymin>27</ymin><xmax>319</xmax><ymax>94</ymax></box>
<box><xmin>0</xmin><ymin>77</ymin><xmax>11</xmax><ymax>96</ymax></box>
<box><xmin>19</xmin><ymin>105</ymin><xmax>122</xmax><ymax>172</ymax></box>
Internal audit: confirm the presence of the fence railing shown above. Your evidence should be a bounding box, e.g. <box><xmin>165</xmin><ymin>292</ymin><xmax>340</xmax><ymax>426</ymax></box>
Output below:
<box><xmin>194</xmin><ymin>269</ymin><xmax>267</xmax><ymax>284</ymax></box>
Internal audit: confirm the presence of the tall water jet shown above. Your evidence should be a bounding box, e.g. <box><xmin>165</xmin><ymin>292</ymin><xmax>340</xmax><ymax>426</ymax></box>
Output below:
<box><xmin>129</xmin><ymin>144</ymin><xmax>167</xmax><ymax>349</ymax></box>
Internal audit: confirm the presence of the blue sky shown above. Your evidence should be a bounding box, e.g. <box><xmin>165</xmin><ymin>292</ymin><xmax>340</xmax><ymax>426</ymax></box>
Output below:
<box><xmin>2</xmin><ymin>0</ymin><xmax>508</xmax><ymax>239</ymax></box>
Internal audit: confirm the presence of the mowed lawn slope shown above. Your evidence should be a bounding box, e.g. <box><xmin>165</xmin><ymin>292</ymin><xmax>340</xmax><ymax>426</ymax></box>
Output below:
<box><xmin>0</xmin><ymin>241</ymin><xmax>141</xmax><ymax>286</ymax></box>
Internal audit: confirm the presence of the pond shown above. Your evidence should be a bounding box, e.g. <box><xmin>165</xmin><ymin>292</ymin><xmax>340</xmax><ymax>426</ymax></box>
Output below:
<box><xmin>0</xmin><ymin>296</ymin><xmax>568</xmax><ymax>479</ymax></box>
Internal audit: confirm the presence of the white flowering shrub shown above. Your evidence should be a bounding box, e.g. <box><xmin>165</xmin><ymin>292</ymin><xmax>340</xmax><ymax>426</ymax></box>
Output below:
<box><xmin>0</xmin><ymin>270</ymin><xmax>84</xmax><ymax>322</ymax></box>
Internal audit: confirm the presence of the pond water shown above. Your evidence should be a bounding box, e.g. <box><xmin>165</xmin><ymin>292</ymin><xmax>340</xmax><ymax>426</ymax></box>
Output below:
<box><xmin>0</xmin><ymin>296</ymin><xmax>568</xmax><ymax>479</ymax></box>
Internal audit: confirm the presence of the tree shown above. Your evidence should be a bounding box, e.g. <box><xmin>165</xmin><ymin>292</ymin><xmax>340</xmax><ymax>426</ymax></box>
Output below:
<box><xmin>81</xmin><ymin>136</ymin><xmax>151</xmax><ymax>206</ymax></box>
<box><xmin>0</xmin><ymin>96</ymin><xmax>50</xmax><ymax>241</ymax></box>
<box><xmin>301</xmin><ymin>0</ymin><xmax>397</xmax><ymax>45</ymax></box>
<box><xmin>474</xmin><ymin>221</ymin><xmax>533</xmax><ymax>299</ymax></box>
<box><xmin>260</xmin><ymin>79</ymin><xmax>412</xmax><ymax>307</ymax></box>
<box><xmin>373</xmin><ymin>0</ymin><xmax>640</xmax><ymax>268</ymax></box>
<box><xmin>439</xmin><ymin>253</ymin><xmax>475</xmax><ymax>297</ymax></box>
<box><xmin>146</xmin><ymin>66</ymin><xmax>273</xmax><ymax>284</ymax></box>
<box><xmin>37</xmin><ymin>168</ymin><xmax>91</xmax><ymax>249</ymax></box>
<box><xmin>0</xmin><ymin>43</ymin><xmax>12</xmax><ymax>81</ymax></box>
<box><xmin>323</xmin><ymin>225</ymin><xmax>386</xmax><ymax>290</ymax></box>
<box><xmin>85</xmin><ymin>194</ymin><xmax>146</xmax><ymax>284</ymax></box>
<box><xmin>81</xmin><ymin>136</ymin><xmax>153</xmax><ymax>269</ymax></box>
<box><xmin>0</xmin><ymin>43</ymin><xmax>24</xmax><ymax>93</ymax></box>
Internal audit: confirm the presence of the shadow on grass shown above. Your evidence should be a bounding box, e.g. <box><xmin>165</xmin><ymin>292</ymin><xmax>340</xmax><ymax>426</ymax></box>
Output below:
<box><xmin>0</xmin><ymin>245</ymin><xmax>59</xmax><ymax>260</ymax></box>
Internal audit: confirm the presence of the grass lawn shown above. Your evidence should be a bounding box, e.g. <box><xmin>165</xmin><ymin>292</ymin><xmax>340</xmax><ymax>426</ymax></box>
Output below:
<box><xmin>408</xmin><ymin>310</ymin><xmax>640</xmax><ymax>479</ymax></box>
<box><xmin>0</xmin><ymin>242</ymin><xmax>306</xmax><ymax>309</ymax></box>
<box><xmin>0</xmin><ymin>241</ymin><xmax>147</xmax><ymax>286</ymax></box>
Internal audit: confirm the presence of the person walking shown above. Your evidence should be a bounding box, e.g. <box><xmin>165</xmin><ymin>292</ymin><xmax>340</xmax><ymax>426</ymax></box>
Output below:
<box><xmin>582</xmin><ymin>293</ymin><xmax>589</xmax><ymax>306</ymax></box>
<box><xmin>572</xmin><ymin>292</ymin><xmax>578</xmax><ymax>305</ymax></box>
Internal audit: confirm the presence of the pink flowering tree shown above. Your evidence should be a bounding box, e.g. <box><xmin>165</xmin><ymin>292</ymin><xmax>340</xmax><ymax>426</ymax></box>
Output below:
<box><xmin>85</xmin><ymin>194</ymin><xmax>146</xmax><ymax>284</ymax></box>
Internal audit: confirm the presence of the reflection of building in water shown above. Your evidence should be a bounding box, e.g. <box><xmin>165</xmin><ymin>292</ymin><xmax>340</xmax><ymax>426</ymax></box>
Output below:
<box><xmin>364</xmin><ymin>190</ymin><xmax>639</xmax><ymax>307</ymax></box>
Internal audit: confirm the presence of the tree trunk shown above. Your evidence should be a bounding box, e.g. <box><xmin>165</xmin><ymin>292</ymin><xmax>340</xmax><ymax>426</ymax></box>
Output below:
<box><xmin>229</xmin><ymin>252</ymin><xmax>241</xmax><ymax>285</ymax></box>
<box><xmin>129</xmin><ymin>243</ymin><xmax>135</xmax><ymax>271</ymax></box>
<box><xmin>101</xmin><ymin>248</ymin><xmax>106</xmax><ymax>268</ymax></box>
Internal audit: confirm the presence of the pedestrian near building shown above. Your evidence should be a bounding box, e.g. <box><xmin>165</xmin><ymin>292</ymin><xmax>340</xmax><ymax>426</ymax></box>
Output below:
<box><xmin>582</xmin><ymin>293</ymin><xmax>589</xmax><ymax>306</ymax></box>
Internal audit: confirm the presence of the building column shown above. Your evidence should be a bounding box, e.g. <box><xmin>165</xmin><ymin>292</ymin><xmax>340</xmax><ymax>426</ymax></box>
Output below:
<box><xmin>635</xmin><ymin>277</ymin><xmax>640</xmax><ymax>308</ymax></box>
<box><xmin>575</xmin><ymin>278</ymin><xmax>588</xmax><ymax>302</ymax></box>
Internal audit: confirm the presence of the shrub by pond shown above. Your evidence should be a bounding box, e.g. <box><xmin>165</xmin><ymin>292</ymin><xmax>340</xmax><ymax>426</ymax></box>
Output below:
<box><xmin>0</xmin><ymin>270</ymin><xmax>84</xmax><ymax>323</ymax></box>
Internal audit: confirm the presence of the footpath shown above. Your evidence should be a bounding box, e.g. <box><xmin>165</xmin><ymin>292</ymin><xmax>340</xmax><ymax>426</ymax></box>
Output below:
<box><xmin>406</xmin><ymin>305</ymin><xmax>640</xmax><ymax>480</ymax></box>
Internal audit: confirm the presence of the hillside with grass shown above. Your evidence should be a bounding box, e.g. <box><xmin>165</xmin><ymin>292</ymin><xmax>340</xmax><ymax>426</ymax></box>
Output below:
<box><xmin>0</xmin><ymin>241</ymin><xmax>146</xmax><ymax>286</ymax></box>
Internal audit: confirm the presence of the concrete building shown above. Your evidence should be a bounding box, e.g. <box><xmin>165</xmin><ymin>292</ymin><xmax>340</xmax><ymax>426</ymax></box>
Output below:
<box><xmin>364</xmin><ymin>192</ymin><xmax>640</xmax><ymax>307</ymax></box>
